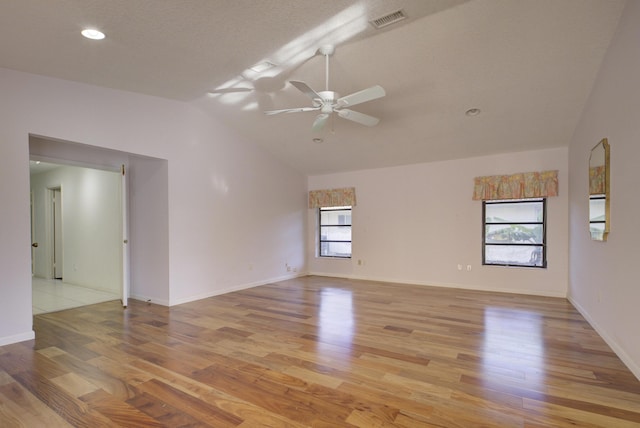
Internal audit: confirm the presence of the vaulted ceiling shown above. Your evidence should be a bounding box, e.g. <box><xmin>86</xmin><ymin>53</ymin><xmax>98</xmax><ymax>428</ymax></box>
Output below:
<box><xmin>2</xmin><ymin>0</ymin><xmax>626</xmax><ymax>175</ymax></box>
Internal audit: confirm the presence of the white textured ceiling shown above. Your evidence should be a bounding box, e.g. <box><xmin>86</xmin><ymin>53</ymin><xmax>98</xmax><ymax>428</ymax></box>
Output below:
<box><xmin>2</xmin><ymin>0</ymin><xmax>626</xmax><ymax>175</ymax></box>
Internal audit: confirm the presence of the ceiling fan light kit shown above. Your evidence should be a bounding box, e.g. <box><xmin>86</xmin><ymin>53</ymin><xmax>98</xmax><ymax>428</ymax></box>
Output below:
<box><xmin>264</xmin><ymin>44</ymin><xmax>385</xmax><ymax>132</ymax></box>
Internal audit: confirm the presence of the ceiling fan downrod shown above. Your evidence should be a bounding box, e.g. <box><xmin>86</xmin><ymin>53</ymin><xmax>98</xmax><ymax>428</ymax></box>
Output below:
<box><xmin>319</xmin><ymin>44</ymin><xmax>334</xmax><ymax>92</ymax></box>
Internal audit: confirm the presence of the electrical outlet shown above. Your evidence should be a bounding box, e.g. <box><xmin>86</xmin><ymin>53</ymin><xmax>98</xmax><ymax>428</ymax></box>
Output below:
<box><xmin>287</xmin><ymin>266</ymin><xmax>291</xmax><ymax>272</ymax></box>
<box><xmin>457</xmin><ymin>264</ymin><xmax>463</xmax><ymax>271</ymax></box>
<box><xmin>466</xmin><ymin>265</ymin><xmax>472</xmax><ymax>271</ymax></box>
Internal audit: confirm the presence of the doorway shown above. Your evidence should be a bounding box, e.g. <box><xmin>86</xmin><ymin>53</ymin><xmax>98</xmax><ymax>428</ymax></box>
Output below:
<box><xmin>30</xmin><ymin>161</ymin><xmax>124</xmax><ymax>313</ymax></box>
<box><xmin>29</xmin><ymin>134</ymin><xmax>171</xmax><ymax>307</ymax></box>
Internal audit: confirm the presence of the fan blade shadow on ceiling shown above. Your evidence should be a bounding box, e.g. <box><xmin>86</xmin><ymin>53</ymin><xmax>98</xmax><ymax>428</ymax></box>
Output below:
<box><xmin>209</xmin><ymin>74</ymin><xmax>299</xmax><ymax>113</ymax></box>
<box><xmin>207</xmin><ymin>50</ymin><xmax>317</xmax><ymax>98</ymax></box>
<box><xmin>207</xmin><ymin>87</ymin><xmax>253</xmax><ymax>94</ymax></box>
<box><xmin>256</xmin><ymin>92</ymin><xmax>275</xmax><ymax>113</ymax></box>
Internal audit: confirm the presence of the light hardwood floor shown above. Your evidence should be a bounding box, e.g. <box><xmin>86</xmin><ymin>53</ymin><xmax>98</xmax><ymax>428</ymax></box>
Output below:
<box><xmin>1</xmin><ymin>276</ymin><xmax>640</xmax><ymax>427</ymax></box>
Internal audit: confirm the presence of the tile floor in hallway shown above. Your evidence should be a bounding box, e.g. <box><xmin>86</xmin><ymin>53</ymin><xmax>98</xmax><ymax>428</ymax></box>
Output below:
<box><xmin>32</xmin><ymin>277</ymin><xmax>121</xmax><ymax>314</ymax></box>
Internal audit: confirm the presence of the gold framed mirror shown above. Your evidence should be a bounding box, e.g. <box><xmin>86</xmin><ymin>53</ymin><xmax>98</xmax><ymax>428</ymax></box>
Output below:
<box><xmin>589</xmin><ymin>138</ymin><xmax>610</xmax><ymax>241</ymax></box>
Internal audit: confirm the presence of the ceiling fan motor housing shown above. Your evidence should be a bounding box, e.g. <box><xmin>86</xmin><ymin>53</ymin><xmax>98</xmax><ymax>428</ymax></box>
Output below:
<box><xmin>317</xmin><ymin>90</ymin><xmax>339</xmax><ymax>113</ymax></box>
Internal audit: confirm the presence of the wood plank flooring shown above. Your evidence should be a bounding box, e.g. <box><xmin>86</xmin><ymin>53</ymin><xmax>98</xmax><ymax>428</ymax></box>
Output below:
<box><xmin>1</xmin><ymin>276</ymin><xmax>640</xmax><ymax>427</ymax></box>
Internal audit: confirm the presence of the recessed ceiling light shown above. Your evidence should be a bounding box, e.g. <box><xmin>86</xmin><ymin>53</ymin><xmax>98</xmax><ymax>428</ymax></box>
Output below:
<box><xmin>81</xmin><ymin>28</ymin><xmax>106</xmax><ymax>40</ymax></box>
<box><xmin>312</xmin><ymin>138</ymin><xmax>323</xmax><ymax>144</ymax></box>
<box><xmin>465</xmin><ymin>108</ymin><xmax>481</xmax><ymax>116</ymax></box>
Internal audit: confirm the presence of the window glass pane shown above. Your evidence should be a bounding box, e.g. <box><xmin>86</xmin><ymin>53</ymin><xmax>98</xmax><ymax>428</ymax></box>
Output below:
<box><xmin>485</xmin><ymin>224</ymin><xmax>543</xmax><ymax>244</ymax></box>
<box><xmin>485</xmin><ymin>245</ymin><xmax>544</xmax><ymax>267</ymax></box>
<box><xmin>589</xmin><ymin>197</ymin><xmax>605</xmax><ymax>222</ymax></box>
<box><xmin>589</xmin><ymin>223</ymin><xmax>605</xmax><ymax>240</ymax></box>
<box><xmin>320</xmin><ymin>209</ymin><xmax>352</xmax><ymax>225</ymax></box>
<box><xmin>320</xmin><ymin>241</ymin><xmax>352</xmax><ymax>258</ymax></box>
<box><xmin>485</xmin><ymin>201</ymin><xmax>543</xmax><ymax>223</ymax></box>
<box><xmin>320</xmin><ymin>225</ymin><xmax>352</xmax><ymax>241</ymax></box>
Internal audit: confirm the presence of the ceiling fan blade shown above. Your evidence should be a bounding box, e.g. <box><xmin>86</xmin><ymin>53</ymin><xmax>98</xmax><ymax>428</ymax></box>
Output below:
<box><xmin>312</xmin><ymin>113</ymin><xmax>330</xmax><ymax>132</ymax></box>
<box><xmin>290</xmin><ymin>80</ymin><xmax>323</xmax><ymax>100</ymax></box>
<box><xmin>208</xmin><ymin>87</ymin><xmax>253</xmax><ymax>94</ymax></box>
<box><xmin>337</xmin><ymin>85</ymin><xmax>386</xmax><ymax>108</ymax></box>
<box><xmin>264</xmin><ymin>107</ymin><xmax>320</xmax><ymax>115</ymax></box>
<box><xmin>337</xmin><ymin>109</ymin><xmax>380</xmax><ymax>126</ymax></box>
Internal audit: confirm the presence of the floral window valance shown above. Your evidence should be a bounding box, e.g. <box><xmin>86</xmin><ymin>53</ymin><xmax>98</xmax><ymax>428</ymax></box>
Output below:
<box><xmin>589</xmin><ymin>166</ymin><xmax>605</xmax><ymax>195</ymax></box>
<box><xmin>472</xmin><ymin>170</ymin><xmax>558</xmax><ymax>201</ymax></box>
<box><xmin>309</xmin><ymin>187</ymin><xmax>356</xmax><ymax>208</ymax></box>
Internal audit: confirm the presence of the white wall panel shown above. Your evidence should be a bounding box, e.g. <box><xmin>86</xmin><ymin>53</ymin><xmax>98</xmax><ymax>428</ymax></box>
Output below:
<box><xmin>0</xmin><ymin>68</ymin><xmax>306</xmax><ymax>344</ymax></box>
<box><xmin>308</xmin><ymin>147</ymin><xmax>569</xmax><ymax>297</ymax></box>
<box><xmin>568</xmin><ymin>0</ymin><xmax>640</xmax><ymax>379</ymax></box>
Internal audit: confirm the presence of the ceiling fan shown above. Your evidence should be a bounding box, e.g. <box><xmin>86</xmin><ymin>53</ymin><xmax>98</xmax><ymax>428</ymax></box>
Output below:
<box><xmin>264</xmin><ymin>45</ymin><xmax>386</xmax><ymax>132</ymax></box>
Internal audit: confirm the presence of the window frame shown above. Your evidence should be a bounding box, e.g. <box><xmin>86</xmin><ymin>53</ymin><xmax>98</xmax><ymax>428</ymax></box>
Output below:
<box><xmin>318</xmin><ymin>206</ymin><xmax>352</xmax><ymax>259</ymax></box>
<box><xmin>482</xmin><ymin>198</ymin><xmax>547</xmax><ymax>268</ymax></box>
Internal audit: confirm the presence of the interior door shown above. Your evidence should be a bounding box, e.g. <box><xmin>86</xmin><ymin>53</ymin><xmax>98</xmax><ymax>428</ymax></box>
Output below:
<box><xmin>53</xmin><ymin>188</ymin><xmax>63</xmax><ymax>279</ymax></box>
<box><xmin>121</xmin><ymin>165</ymin><xmax>130</xmax><ymax>308</ymax></box>
<box><xmin>30</xmin><ymin>191</ymin><xmax>36</xmax><ymax>275</ymax></box>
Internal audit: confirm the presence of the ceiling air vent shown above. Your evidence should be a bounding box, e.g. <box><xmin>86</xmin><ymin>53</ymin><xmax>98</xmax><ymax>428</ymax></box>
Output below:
<box><xmin>370</xmin><ymin>10</ymin><xmax>407</xmax><ymax>29</ymax></box>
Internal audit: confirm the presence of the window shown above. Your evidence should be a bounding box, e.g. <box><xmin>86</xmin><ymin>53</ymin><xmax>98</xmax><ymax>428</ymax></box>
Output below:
<box><xmin>483</xmin><ymin>199</ymin><xmax>546</xmax><ymax>268</ymax></box>
<box><xmin>319</xmin><ymin>206</ymin><xmax>351</xmax><ymax>258</ymax></box>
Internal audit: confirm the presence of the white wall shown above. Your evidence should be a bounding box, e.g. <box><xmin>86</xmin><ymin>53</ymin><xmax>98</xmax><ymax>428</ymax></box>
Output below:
<box><xmin>568</xmin><ymin>1</ymin><xmax>640</xmax><ymax>379</ymax></box>
<box><xmin>128</xmin><ymin>155</ymin><xmax>170</xmax><ymax>304</ymax></box>
<box><xmin>0</xmin><ymin>67</ymin><xmax>306</xmax><ymax>345</ymax></box>
<box><xmin>30</xmin><ymin>165</ymin><xmax>122</xmax><ymax>293</ymax></box>
<box><xmin>308</xmin><ymin>147</ymin><xmax>569</xmax><ymax>297</ymax></box>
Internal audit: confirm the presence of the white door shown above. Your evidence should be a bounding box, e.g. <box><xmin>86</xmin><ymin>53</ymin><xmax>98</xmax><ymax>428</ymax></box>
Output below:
<box><xmin>30</xmin><ymin>191</ymin><xmax>36</xmax><ymax>275</ymax></box>
<box><xmin>121</xmin><ymin>165</ymin><xmax>130</xmax><ymax>308</ymax></box>
<box><xmin>52</xmin><ymin>188</ymin><xmax>63</xmax><ymax>279</ymax></box>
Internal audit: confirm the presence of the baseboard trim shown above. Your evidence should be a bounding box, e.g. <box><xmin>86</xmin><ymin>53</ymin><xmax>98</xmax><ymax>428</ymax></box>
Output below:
<box><xmin>0</xmin><ymin>330</ymin><xmax>35</xmax><ymax>346</ymax></box>
<box><xmin>306</xmin><ymin>271</ymin><xmax>567</xmax><ymax>298</ymax></box>
<box><xmin>128</xmin><ymin>294</ymin><xmax>170</xmax><ymax>307</ymax></box>
<box><xmin>568</xmin><ymin>296</ymin><xmax>640</xmax><ymax>381</ymax></box>
<box><xmin>169</xmin><ymin>273</ymin><xmax>305</xmax><ymax>306</ymax></box>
